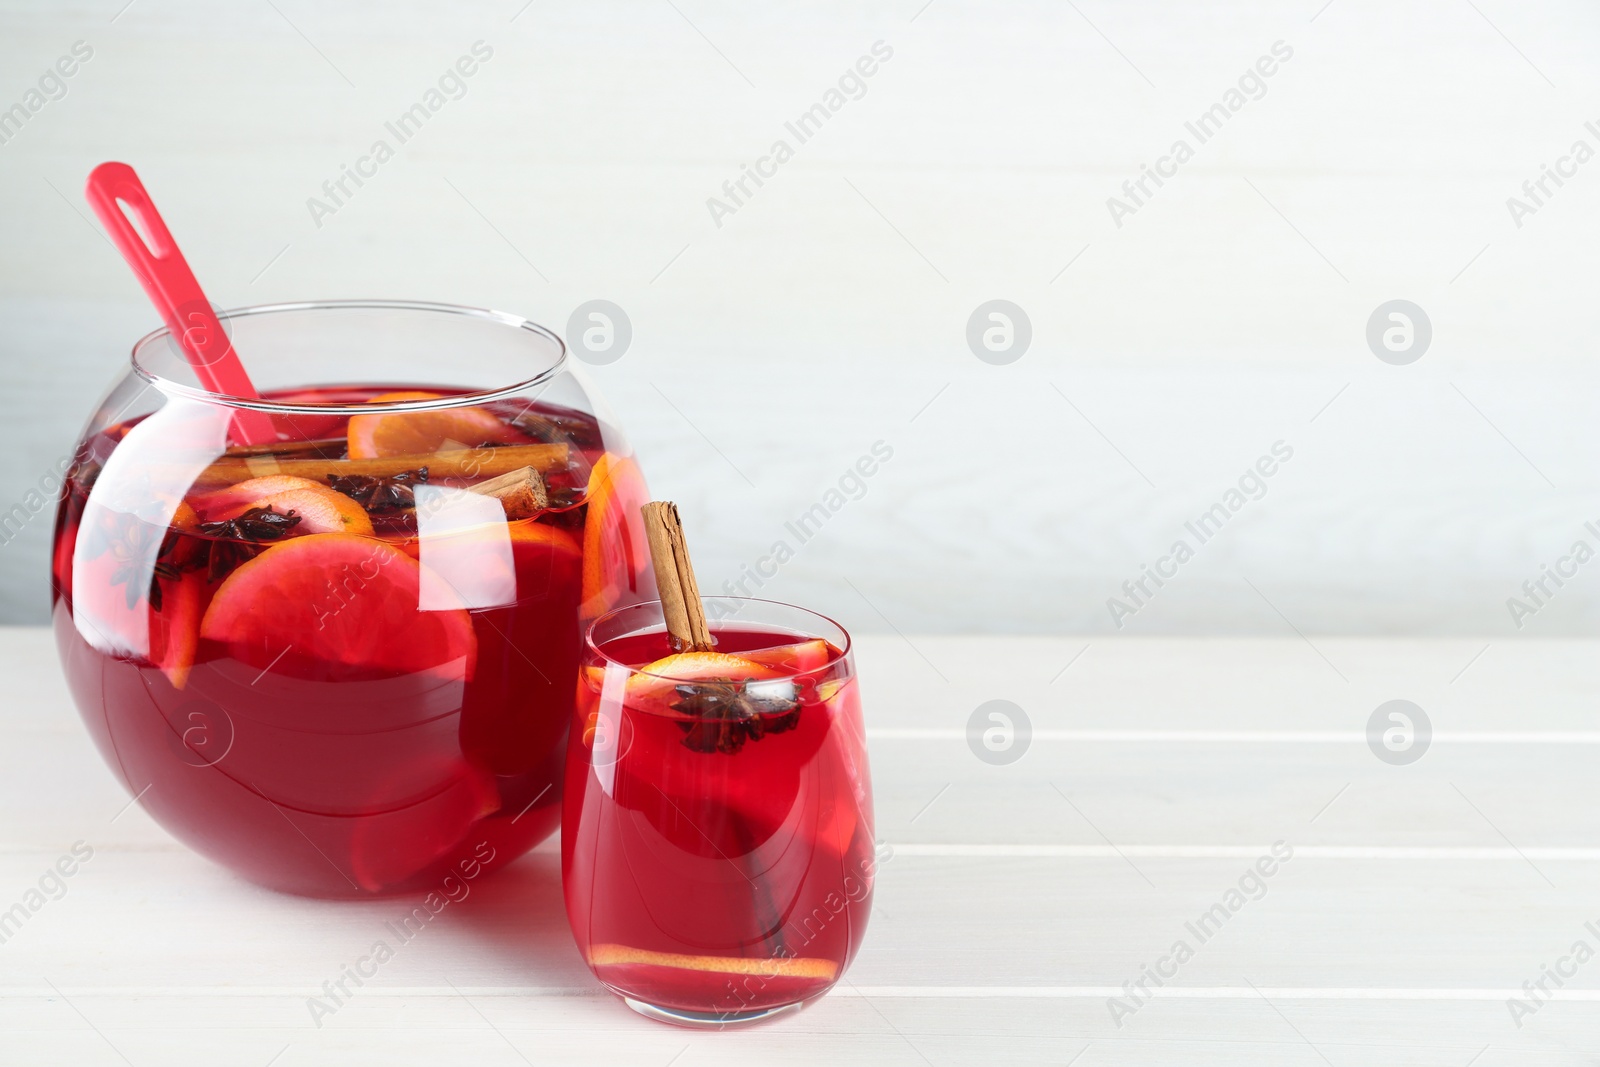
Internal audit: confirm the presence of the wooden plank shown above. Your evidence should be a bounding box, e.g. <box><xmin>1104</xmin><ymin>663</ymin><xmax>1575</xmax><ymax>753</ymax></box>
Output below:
<box><xmin>11</xmin><ymin>630</ymin><xmax>1600</xmax><ymax>850</ymax></box>
<box><xmin>6</xmin><ymin>627</ymin><xmax>1599</xmax><ymax>1060</ymax></box>
<box><xmin>1</xmin><ymin>849</ymin><xmax>1597</xmax><ymax>1061</ymax></box>
<box><xmin>1</xmin><ymin>996</ymin><xmax>1595</xmax><ymax>1067</ymax></box>
<box><xmin>2</xmin><ymin>847</ymin><xmax>1599</xmax><ymax>990</ymax></box>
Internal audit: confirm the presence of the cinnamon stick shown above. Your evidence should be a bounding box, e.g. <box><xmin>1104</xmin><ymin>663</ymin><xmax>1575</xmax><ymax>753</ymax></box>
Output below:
<box><xmin>641</xmin><ymin>501</ymin><xmax>713</xmax><ymax>652</ymax></box>
<box><xmin>468</xmin><ymin>465</ymin><xmax>548</xmax><ymax>520</ymax></box>
<box><xmin>193</xmin><ymin>442</ymin><xmax>570</xmax><ymax>487</ymax></box>
<box><xmin>221</xmin><ymin>436</ymin><xmax>347</xmax><ymax>458</ymax></box>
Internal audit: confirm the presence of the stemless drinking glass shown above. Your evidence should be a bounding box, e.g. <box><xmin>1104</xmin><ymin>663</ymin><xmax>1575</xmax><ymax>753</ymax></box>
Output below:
<box><xmin>564</xmin><ymin>597</ymin><xmax>877</xmax><ymax>1027</ymax></box>
<box><xmin>51</xmin><ymin>300</ymin><xmax>655</xmax><ymax>896</ymax></box>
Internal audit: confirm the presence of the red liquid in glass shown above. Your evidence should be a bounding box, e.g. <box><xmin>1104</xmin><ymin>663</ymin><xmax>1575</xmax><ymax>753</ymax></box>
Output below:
<box><xmin>563</xmin><ymin>627</ymin><xmax>876</xmax><ymax>1016</ymax></box>
<box><xmin>51</xmin><ymin>385</ymin><xmax>652</xmax><ymax>896</ymax></box>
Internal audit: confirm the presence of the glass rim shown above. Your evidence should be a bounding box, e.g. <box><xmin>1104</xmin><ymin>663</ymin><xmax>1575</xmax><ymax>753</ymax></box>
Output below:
<box><xmin>585</xmin><ymin>596</ymin><xmax>853</xmax><ymax>682</ymax></box>
<box><xmin>129</xmin><ymin>298</ymin><xmax>569</xmax><ymax>415</ymax></box>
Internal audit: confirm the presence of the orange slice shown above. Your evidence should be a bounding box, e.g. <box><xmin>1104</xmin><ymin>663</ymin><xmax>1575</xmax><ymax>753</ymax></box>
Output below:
<box><xmin>72</xmin><ymin>561</ymin><xmax>204</xmax><ymax>691</ymax></box>
<box><xmin>199</xmin><ymin>533</ymin><xmax>476</xmax><ymax>681</ymax></box>
<box><xmin>70</xmin><ymin>502</ymin><xmax>208</xmax><ymax>690</ymax></box>
<box><xmin>193</xmin><ymin>478</ymin><xmax>373</xmax><ymax>535</ymax></box>
<box><xmin>152</xmin><ymin>569</ymin><xmax>205</xmax><ymax>690</ymax></box>
<box><xmin>250</xmin><ymin>486</ymin><xmax>374</xmax><ymax>536</ymax></box>
<box><xmin>632</xmin><ymin>651</ymin><xmax>775</xmax><ymax>679</ymax></box>
<box><xmin>579</xmin><ymin>452</ymin><xmax>652</xmax><ymax>618</ymax></box>
<box><xmin>588</xmin><ymin>944</ymin><xmax>838</xmax><ymax>981</ymax></box>
<box><xmin>403</xmin><ymin>516</ymin><xmax>579</xmax><ymax>555</ymax></box>
<box><xmin>191</xmin><ymin>475</ymin><xmax>326</xmax><ymax>521</ymax></box>
<box><xmin>508</xmin><ymin>519</ymin><xmax>580</xmax><ymax>551</ymax></box>
<box><xmin>446</xmin><ymin>518</ymin><xmax>583</xmax><ymax>775</ymax></box>
<box><xmin>401</xmin><ymin>517</ymin><xmax>580</xmax><ymax>608</ymax></box>
<box><xmin>740</xmin><ymin>639</ymin><xmax>834</xmax><ymax>674</ymax></box>
<box><xmin>624</xmin><ymin>652</ymin><xmax>781</xmax><ymax>715</ymax></box>
<box><xmin>345</xmin><ymin>390</ymin><xmax>523</xmax><ymax>460</ymax></box>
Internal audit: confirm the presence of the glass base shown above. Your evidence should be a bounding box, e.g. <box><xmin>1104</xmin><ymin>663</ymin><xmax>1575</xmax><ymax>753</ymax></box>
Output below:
<box><xmin>622</xmin><ymin>996</ymin><xmax>808</xmax><ymax>1029</ymax></box>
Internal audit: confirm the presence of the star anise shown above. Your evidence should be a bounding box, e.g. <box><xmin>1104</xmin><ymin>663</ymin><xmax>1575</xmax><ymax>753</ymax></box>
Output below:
<box><xmin>92</xmin><ymin>510</ymin><xmax>203</xmax><ymax>613</ymax></box>
<box><xmin>101</xmin><ymin>512</ymin><xmax>166</xmax><ymax>612</ymax></box>
<box><xmin>325</xmin><ymin>468</ymin><xmax>429</xmax><ymax>513</ymax></box>
<box><xmin>196</xmin><ymin>506</ymin><xmax>301</xmax><ymax>583</ymax></box>
<box><xmin>671</xmin><ymin>678</ymin><xmax>802</xmax><ymax>755</ymax></box>
<box><xmin>511</xmin><ymin>411</ymin><xmax>603</xmax><ymax>452</ymax></box>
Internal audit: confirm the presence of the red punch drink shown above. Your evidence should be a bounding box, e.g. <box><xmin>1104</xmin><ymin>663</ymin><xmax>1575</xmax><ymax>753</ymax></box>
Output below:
<box><xmin>564</xmin><ymin>599</ymin><xmax>876</xmax><ymax>1026</ymax></box>
<box><xmin>51</xmin><ymin>303</ymin><xmax>655</xmax><ymax>896</ymax></box>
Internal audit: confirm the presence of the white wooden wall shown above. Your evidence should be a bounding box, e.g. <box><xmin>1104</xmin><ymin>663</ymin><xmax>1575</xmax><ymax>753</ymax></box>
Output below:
<box><xmin>2</xmin><ymin>0</ymin><xmax>1596</xmax><ymax>635</ymax></box>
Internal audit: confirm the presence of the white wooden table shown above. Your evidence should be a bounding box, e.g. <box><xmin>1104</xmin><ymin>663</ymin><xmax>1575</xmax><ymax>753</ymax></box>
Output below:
<box><xmin>3</xmin><ymin>626</ymin><xmax>1597</xmax><ymax>1064</ymax></box>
